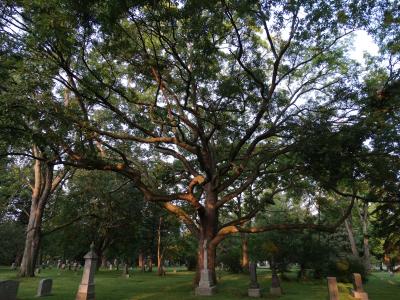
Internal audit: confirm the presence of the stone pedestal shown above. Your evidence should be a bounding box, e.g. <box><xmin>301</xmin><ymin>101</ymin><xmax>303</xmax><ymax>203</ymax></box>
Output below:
<box><xmin>248</xmin><ymin>262</ymin><xmax>261</xmax><ymax>297</ymax></box>
<box><xmin>195</xmin><ymin>241</ymin><xmax>217</xmax><ymax>296</ymax></box>
<box><xmin>195</xmin><ymin>269</ymin><xmax>217</xmax><ymax>296</ymax></box>
<box><xmin>75</xmin><ymin>243</ymin><xmax>97</xmax><ymax>300</ymax></box>
<box><xmin>270</xmin><ymin>268</ymin><xmax>282</xmax><ymax>296</ymax></box>
<box><xmin>327</xmin><ymin>277</ymin><xmax>339</xmax><ymax>300</ymax></box>
<box><xmin>270</xmin><ymin>287</ymin><xmax>282</xmax><ymax>296</ymax></box>
<box><xmin>195</xmin><ymin>285</ymin><xmax>217</xmax><ymax>296</ymax></box>
<box><xmin>351</xmin><ymin>273</ymin><xmax>368</xmax><ymax>300</ymax></box>
<box><xmin>248</xmin><ymin>288</ymin><xmax>261</xmax><ymax>297</ymax></box>
<box><xmin>351</xmin><ymin>290</ymin><xmax>369</xmax><ymax>300</ymax></box>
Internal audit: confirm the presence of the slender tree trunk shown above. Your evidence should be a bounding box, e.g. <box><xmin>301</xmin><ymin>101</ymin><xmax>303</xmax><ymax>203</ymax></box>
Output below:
<box><xmin>101</xmin><ymin>256</ymin><xmax>107</xmax><ymax>269</ymax></box>
<box><xmin>241</xmin><ymin>233</ymin><xmax>249</xmax><ymax>272</ymax></box>
<box><xmin>157</xmin><ymin>216</ymin><xmax>165</xmax><ymax>276</ymax></box>
<box><xmin>138</xmin><ymin>252</ymin><xmax>144</xmax><ymax>271</ymax></box>
<box><xmin>344</xmin><ymin>217</ymin><xmax>359</xmax><ymax>257</ymax></box>
<box><xmin>148</xmin><ymin>257</ymin><xmax>153</xmax><ymax>272</ymax></box>
<box><xmin>357</xmin><ymin>202</ymin><xmax>371</xmax><ymax>271</ymax></box>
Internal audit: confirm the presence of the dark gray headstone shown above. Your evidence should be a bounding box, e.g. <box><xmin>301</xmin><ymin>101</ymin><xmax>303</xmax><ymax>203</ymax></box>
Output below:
<box><xmin>249</xmin><ymin>262</ymin><xmax>259</xmax><ymax>288</ymax></box>
<box><xmin>270</xmin><ymin>268</ymin><xmax>282</xmax><ymax>296</ymax></box>
<box><xmin>0</xmin><ymin>280</ymin><xmax>19</xmax><ymax>300</ymax></box>
<box><xmin>248</xmin><ymin>262</ymin><xmax>261</xmax><ymax>297</ymax></box>
<box><xmin>36</xmin><ymin>279</ymin><xmax>52</xmax><ymax>297</ymax></box>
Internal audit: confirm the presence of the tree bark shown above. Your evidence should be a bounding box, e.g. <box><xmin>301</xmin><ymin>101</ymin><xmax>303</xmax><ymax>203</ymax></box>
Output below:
<box><xmin>19</xmin><ymin>146</ymin><xmax>67</xmax><ymax>277</ymax></box>
<box><xmin>157</xmin><ymin>216</ymin><xmax>165</xmax><ymax>276</ymax></box>
<box><xmin>344</xmin><ymin>217</ymin><xmax>359</xmax><ymax>257</ymax></box>
<box><xmin>194</xmin><ymin>184</ymin><xmax>218</xmax><ymax>285</ymax></box>
<box><xmin>356</xmin><ymin>202</ymin><xmax>371</xmax><ymax>272</ymax></box>
<box><xmin>241</xmin><ymin>232</ymin><xmax>249</xmax><ymax>272</ymax></box>
<box><xmin>138</xmin><ymin>252</ymin><xmax>145</xmax><ymax>272</ymax></box>
<box><xmin>19</xmin><ymin>202</ymin><xmax>43</xmax><ymax>277</ymax></box>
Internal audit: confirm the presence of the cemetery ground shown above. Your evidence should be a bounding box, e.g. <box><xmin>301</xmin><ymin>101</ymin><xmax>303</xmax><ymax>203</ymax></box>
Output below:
<box><xmin>0</xmin><ymin>266</ymin><xmax>398</xmax><ymax>300</ymax></box>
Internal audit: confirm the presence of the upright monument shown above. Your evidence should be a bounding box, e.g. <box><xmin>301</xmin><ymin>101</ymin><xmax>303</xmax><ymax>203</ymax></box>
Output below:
<box><xmin>75</xmin><ymin>242</ymin><xmax>97</xmax><ymax>300</ymax></box>
<box><xmin>195</xmin><ymin>240</ymin><xmax>217</xmax><ymax>296</ymax></box>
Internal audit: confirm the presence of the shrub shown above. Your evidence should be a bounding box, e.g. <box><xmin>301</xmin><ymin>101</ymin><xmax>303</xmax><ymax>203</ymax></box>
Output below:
<box><xmin>325</xmin><ymin>255</ymin><xmax>368</xmax><ymax>283</ymax></box>
<box><xmin>218</xmin><ymin>247</ymin><xmax>242</xmax><ymax>273</ymax></box>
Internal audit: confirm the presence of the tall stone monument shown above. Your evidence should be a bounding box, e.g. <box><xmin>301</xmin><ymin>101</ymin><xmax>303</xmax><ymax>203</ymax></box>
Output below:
<box><xmin>270</xmin><ymin>267</ymin><xmax>282</xmax><ymax>296</ymax></box>
<box><xmin>75</xmin><ymin>242</ymin><xmax>97</xmax><ymax>300</ymax></box>
<box><xmin>327</xmin><ymin>277</ymin><xmax>339</xmax><ymax>300</ymax></box>
<box><xmin>195</xmin><ymin>240</ymin><xmax>217</xmax><ymax>296</ymax></box>
<box><xmin>248</xmin><ymin>262</ymin><xmax>261</xmax><ymax>297</ymax></box>
<box><xmin>351</xmin><ymin>273</ymin><xmax>369</xmax><ymax>300</ymax></box>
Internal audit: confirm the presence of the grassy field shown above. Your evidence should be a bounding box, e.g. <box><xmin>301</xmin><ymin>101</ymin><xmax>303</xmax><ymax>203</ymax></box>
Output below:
<box><xmin>0</xmin><ymin>266</ymin><xmax>398</xmax><ymax>299</ymax></box>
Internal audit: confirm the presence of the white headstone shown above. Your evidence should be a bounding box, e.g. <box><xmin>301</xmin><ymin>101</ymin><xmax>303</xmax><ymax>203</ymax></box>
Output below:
<box><xmin>75</xmin><ymin>243</ymin><xmax>97</xmax><ymax>300</ymax></box>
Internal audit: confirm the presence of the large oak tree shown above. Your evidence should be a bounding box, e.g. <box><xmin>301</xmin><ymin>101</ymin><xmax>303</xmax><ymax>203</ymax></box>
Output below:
<box><xmin>1</xmin><ymin>0</ymin><xmax>385</xmax><ymax>283</ymax></box>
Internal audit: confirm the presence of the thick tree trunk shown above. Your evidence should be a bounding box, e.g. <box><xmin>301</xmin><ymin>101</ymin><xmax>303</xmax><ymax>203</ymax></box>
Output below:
<box><xmin>19</xmin><ymin>146</ymin><xmax>66</xmax><ymax>277</ymax></box>
<box><xmin>356</xmin><ymin>202</ymin><xmax>371</xmax><ymax>272</ymax></box>
<box><xmin>19</xmin><ymin>202</ymin><xmax>42</xmax><ymax>277</ymax></box>
<box><xmin>361</xmin><ymin>205</ymin><xmax>371</xmax><ymax>272</ymax></box>
<box><xmin>241</xmin><ymin>233</ymin><xmax>249</xmax><ymax>272</ymax></box>
<box><xmin>194</xmin><ymin>184</ymin><xmax>218</xmax><ymax>285</ymax></box>
<box><xmin>344</xmin><ymin>217</ymin><xmax>359</xmax><ymax>257</ymax></box>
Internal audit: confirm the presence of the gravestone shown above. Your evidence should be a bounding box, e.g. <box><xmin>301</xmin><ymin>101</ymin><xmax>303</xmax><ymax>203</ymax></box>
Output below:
<box><xmin>270</xmin><ymin>268</ymin><xmax>282</xmax><ymax>296</ymax></box>
<box><xmin>0</xmin><ymin>280</ymin><xmax>19</xmax><ymax>300</ymax></box>
<box><xmin>35</xmin><ymin>267</ymin><xmax>41</xmax><ymax>274</ymax></box>
<box><xmin>61</xmin><ymin>264</ymin><xmax>66</xmax><ymax>270</ymax></box>
<box><xmin>113</xmin><ymin>259</ymin><xmax>119</xmax><ymax>271</ymax></box>
<box><xmin>327</xmin><ymin>277</ymin><xmax>339</xmax><ymax>300</ymax></box>
<box><xmin>57</xmin><ymin>260</ymin><xmax>62</xmax><ymax>269</ymax></box>
<box><xmin>195</xmin><ymin>240</ymin><xmax>217</xmax><ymax>296</ymax></box>
<box><xmin>123</xmin><ymin>264</ymin><xmax>130</xmax><ymax>278</ymax></box>
<box><xmin>36</xmin><ymin>279</ymin><xmax>52</xmax><ymax>297</ymax></box>
<box><xmin>73</xmin><ymin>262</ymin><xmax>78</xmax><ymax>272</ymax></box>
<box><xmin>10</xmin><ymin>263</ymin><xmax>16</xmax><ymax>270</ymax></box>
<box><xmin>351</xmin><ymin>273</ymin><xmax>369</xmax><ymax>300</ymax></box>
<box><xmin>109</xmin><ymin>264</ymin><xmax>113</xmax><ymax>271</ymax></box>
<box><xmin>248</xmin><ymin>262</ymin><xmax>261</xmax><ymax>297</ymax></box>
<box><xmin>75</xmin><ymin>242</ymin><xmax>97</xmax><ymax>300</ymax></box>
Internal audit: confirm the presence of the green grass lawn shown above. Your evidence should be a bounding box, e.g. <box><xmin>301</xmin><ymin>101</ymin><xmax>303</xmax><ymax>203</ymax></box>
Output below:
<box><xmin>0</xmin><ymin>266</ymin><xmax>398</xmax><ymax>299</ymax></box>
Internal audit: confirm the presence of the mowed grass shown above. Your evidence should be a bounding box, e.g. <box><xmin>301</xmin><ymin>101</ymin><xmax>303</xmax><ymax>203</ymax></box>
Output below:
<box><xmin>0</xmin><ymin>266</ymin><xmax>399</xmax><ymax>299</ymax></box>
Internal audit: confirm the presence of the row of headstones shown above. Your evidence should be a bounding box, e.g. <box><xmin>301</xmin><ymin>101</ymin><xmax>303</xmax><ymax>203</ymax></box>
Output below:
<box><xmin>10</xmin><ymin>260</ymin><xmax>83</xmax><ymax>272</ymax></box>
<box><xmin>0</xmin><ymin>278</ymin><xmax>52</xmax><ymax>300</ymax></box>
<box><xmin>1</xmin><ymin>243</ymin><xmax>98</xmax><ymax>300</ymax></box>
<box><xmin>328</xmin><ymin>273</ymin><xmax>369</xmax><ymax>300</ymax></box>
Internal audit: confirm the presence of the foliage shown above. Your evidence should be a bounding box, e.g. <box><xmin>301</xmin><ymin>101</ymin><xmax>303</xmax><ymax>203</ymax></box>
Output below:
<box><xmin>0</xmin><ymin>221</ymin><xmax>25</xmax><ymax>264</ymax></box>
<box><xmin>217</xmin><ymin>238</ymin><xmax>242</xmax><ymax>273</ymax></box>
<box><xmin>326</xmin><ymin>255</ymin><xmax>368</xmax><ymax>283</ymax></box>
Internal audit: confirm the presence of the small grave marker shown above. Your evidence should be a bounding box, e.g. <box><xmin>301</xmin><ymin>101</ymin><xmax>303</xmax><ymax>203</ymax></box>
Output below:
<box><xmin>36</xmin><ymin>279</ymin><xmax>52</xmax><ymax>297</ymax></box>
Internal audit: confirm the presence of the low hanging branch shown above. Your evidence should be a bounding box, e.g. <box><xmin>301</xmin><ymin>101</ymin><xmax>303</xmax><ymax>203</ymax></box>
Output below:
<box><xmin>210</xmin><ymin>194</ymin><xmax>355</xmax><ymax>248</ymax></box>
